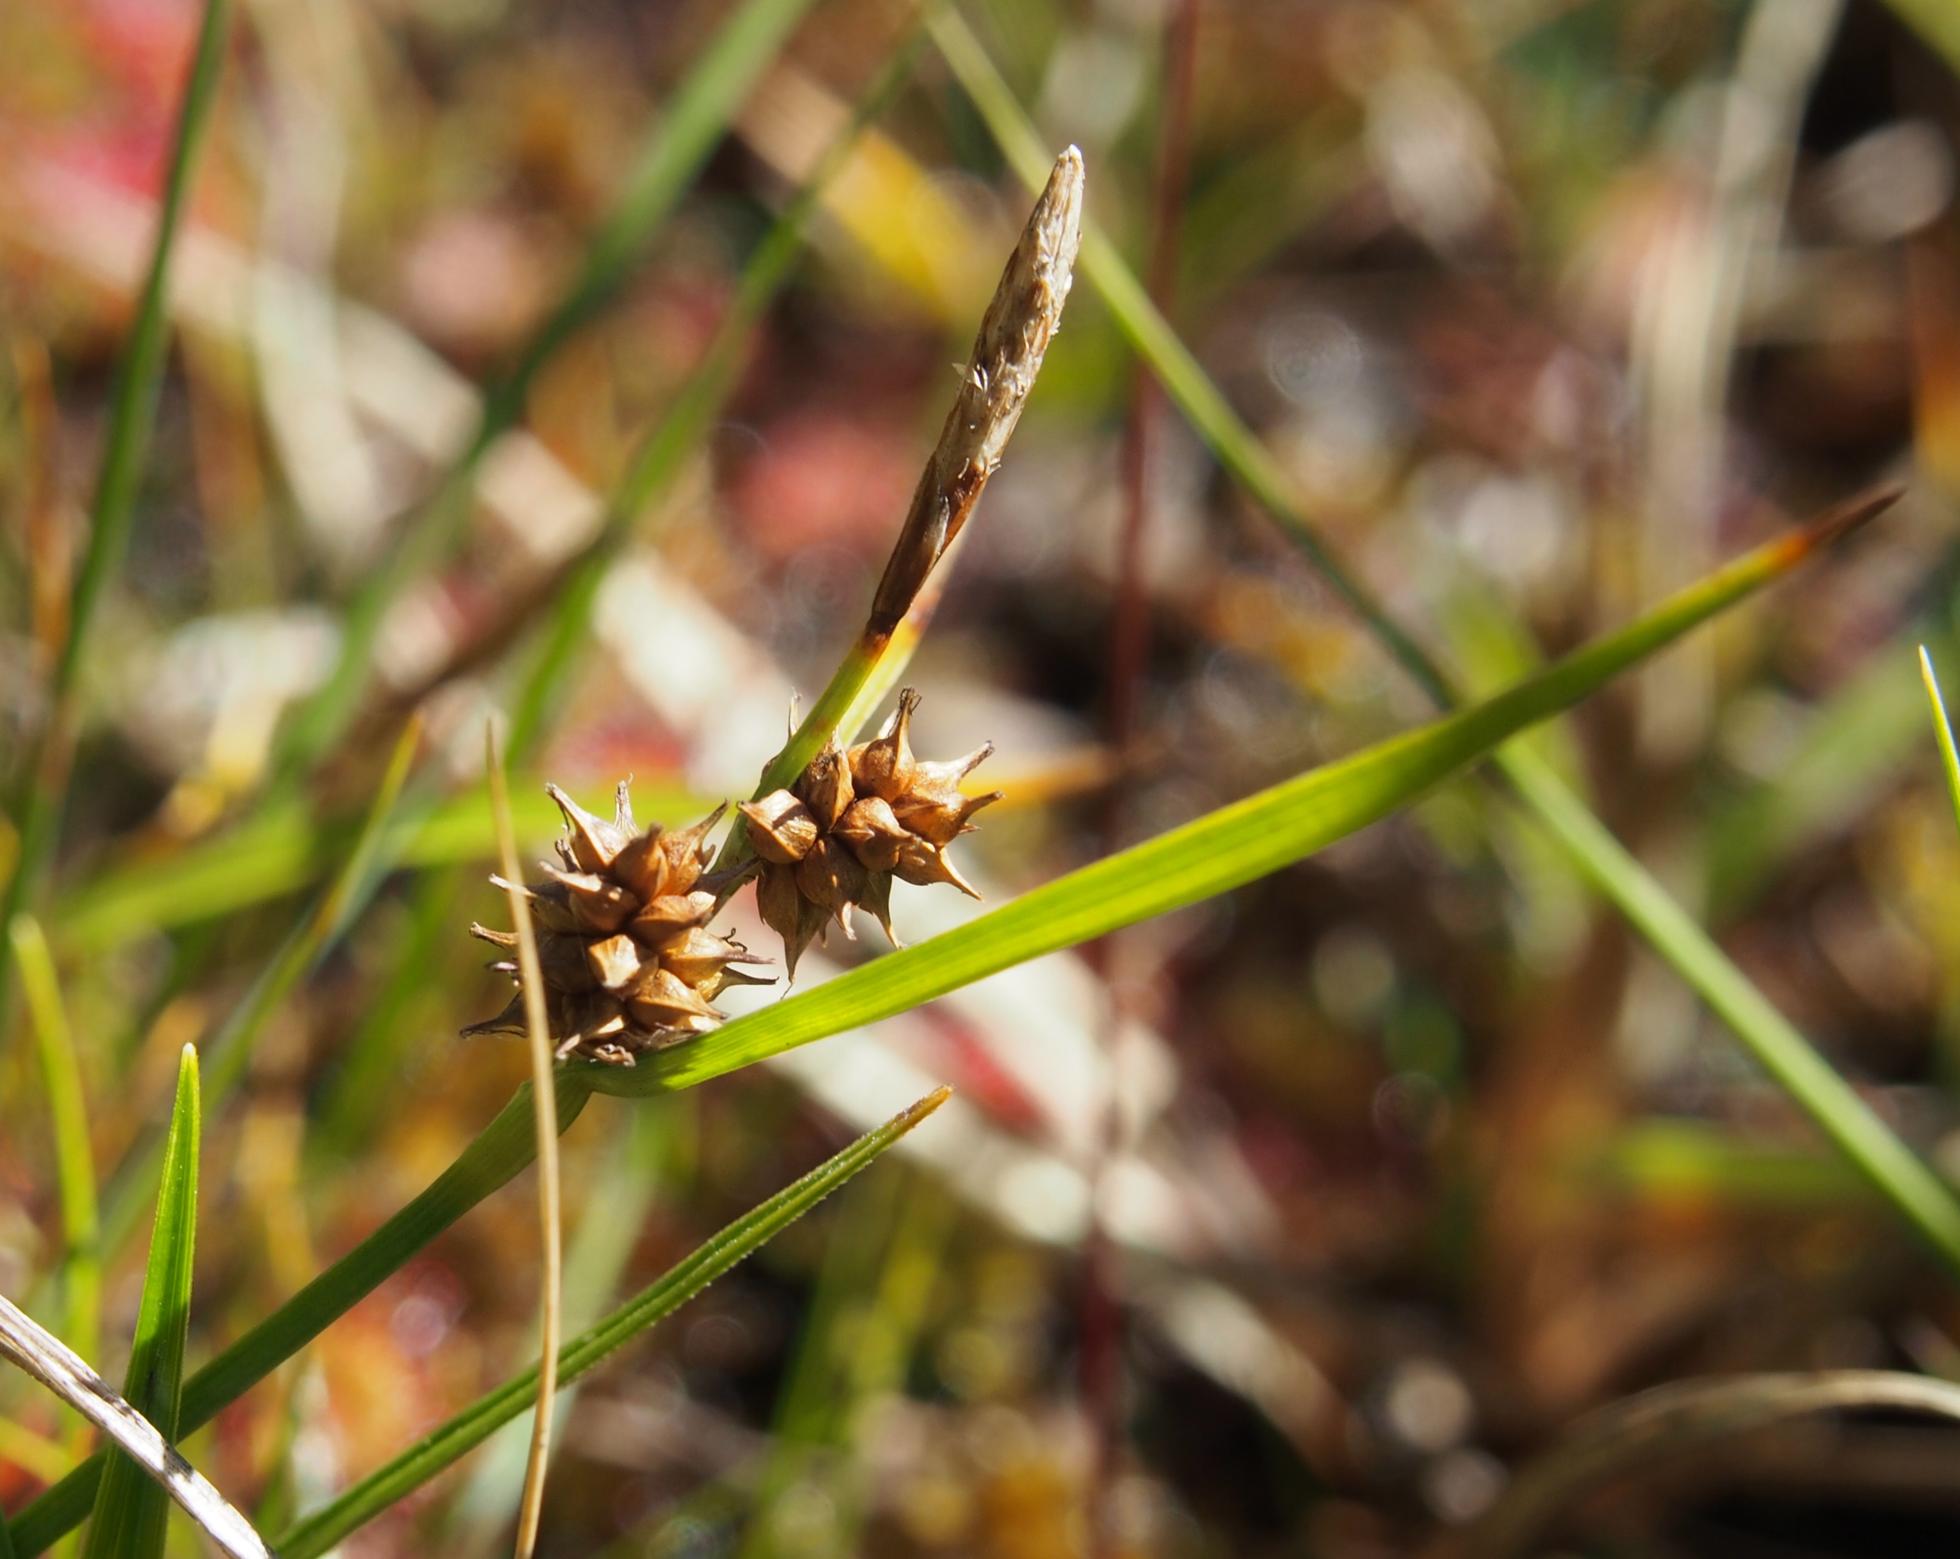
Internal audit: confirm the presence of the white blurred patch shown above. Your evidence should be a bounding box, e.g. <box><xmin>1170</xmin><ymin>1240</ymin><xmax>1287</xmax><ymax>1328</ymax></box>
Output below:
<box><xmin>1366</xmin><ymin>68</ymin><xmax>1498</xmax><ymax>250</ymax></box>
<box><xmin>1818</xmin><ymin>120</ymin><xmax>1953</xmax><ymax>244</ymax></box>
<box><xmin>118</xmin><ymin>608</ymin><xmax>339</xmax><ymax>785</ymax></box>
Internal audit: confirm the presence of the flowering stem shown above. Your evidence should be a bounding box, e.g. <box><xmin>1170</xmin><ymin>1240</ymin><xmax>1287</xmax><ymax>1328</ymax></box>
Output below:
<box><xmin>716</xmin><ymin>145</ymin><xmax>1085</xmax><ymax>877</ymax></box>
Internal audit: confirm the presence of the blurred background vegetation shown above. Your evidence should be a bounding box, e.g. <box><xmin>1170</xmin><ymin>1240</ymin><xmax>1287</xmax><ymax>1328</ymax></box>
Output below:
<box><xmin>5</xmin><ymin>0</ymin><xmax>1960</xmax><ymax>1553</ymax></box>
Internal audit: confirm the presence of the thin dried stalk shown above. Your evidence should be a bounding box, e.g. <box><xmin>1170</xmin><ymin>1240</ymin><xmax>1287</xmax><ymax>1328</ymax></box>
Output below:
<box><xmin>0</xmin><ymin>1292</ymin><xmax>270</xmax><ymax>1559</ymax></box>
<box><xmin>722</xmin><ymin>145</ymin><xmax>1085</xmax><ymax>875</ymax></box>
<box><xmin>486</xmin><ymin>729</ymin><xmax>561</xmax><ymax>1558</ymax></box>
<box><xmin>1464</xmin><ymin>1369</ymin><xmax>1960</xmax><ymax>1558</ymax></box>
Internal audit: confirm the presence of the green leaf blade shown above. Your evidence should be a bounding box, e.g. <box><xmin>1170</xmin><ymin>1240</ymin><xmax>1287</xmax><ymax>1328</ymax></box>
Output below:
<box><xmin>1920</xmin><ymin>646</ymin><xmax>1960</xmax><ymax>841</ymax></box>
<box><xmin>1496</xmin><ymin>742</ymin><xmax>1960</xmax><ymax>1276</ymax></box>
<box><xmin>3</xmin><ymin>494</ymin><xmax>1882</xmax><ymax>1557</ymax></box>
<box><xmin>594</xmin><ymin>502</ymin><xmax>1876</xmax><ymax>1099</ymax></box>
<box><xmin>8</xmin><ymin>913</ymin><xmax>99</xmax><ymax>1362</ymax></box>
<box><xmin>274</xmin><ymin>1088</ymin><xmax>950</xmax><ymax>1559</ymax></box>
<box><xmin>83</xmin><ymin>1045</ymin><xmax>200</xmax><ymax>1559</ymax></box>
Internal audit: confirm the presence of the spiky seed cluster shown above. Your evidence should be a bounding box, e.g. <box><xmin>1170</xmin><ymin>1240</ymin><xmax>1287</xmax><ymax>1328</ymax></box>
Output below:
<box><xmin>739</xmin><ymin>688</ymin><xmax>1001</xmax><ymax>977</ymax></box>
<box><xmin>466</xmin><ymin>782</ymin><xmax>769</xmax><ymax>1065</ymax></box>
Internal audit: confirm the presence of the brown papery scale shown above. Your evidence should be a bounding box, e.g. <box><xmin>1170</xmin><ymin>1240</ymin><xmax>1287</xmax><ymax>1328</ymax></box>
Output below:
<box><xmin>466</xmin><ymin>781</ymin><xmax>769</xmax><ymax>1065</ymax></box>
<box><xmin>738</xmin><ymin>687</ymin><xmax>998</xmax><ymax>978</ymax></box>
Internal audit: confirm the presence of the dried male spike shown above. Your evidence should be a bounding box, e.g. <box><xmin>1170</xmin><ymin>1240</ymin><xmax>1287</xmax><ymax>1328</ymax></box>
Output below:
<box><xmin>747</xmin><ymin>687</ymin><xmax>998</xmax><ymax>967</ymax></box>
<box><xmin>466</xmin><ymin>783</ymin><xmax>771</xmax><ymax>1063</ymax></box>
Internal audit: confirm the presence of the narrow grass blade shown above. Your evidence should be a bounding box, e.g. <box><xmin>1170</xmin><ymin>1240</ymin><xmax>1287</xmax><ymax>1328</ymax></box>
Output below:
<box><xmin>718</xmin><ymin>144</ymin><xmax>1085</xmax><ymax>877</ymax></box>
<box><xmin>0</xmin><ymin>1292</ymin><xmax>265</xmax><ymax>1559</ymax></box>
<box><xmin>273</xmin><ymin>1088</ymin><xmax>950</xmax><ymax>1559</ymax></box>
<box><xmin>1920</xmin><ymin>646</ymin><xmax>1960</xmax><ymax>839</ymax></box>
<box><xmin>83</xmin><ymin>1045</ymin><xmax>201</xmax><ymax>1559</ymax></box>
<box><xmin>1466</xmin><ymin>1370</ymin><xmax>1960</xmax><ymax>1558</ymax></box>
<box><xmin>97</xmin><ymin>717</ymin><xmax>422</xmax><ymax>1255</ymax></box>
<box><xmin>924</xmin><ymin>18</ymin><xmax>1960</xmax><ymax>1278</ymax></box>
<box><xmin>1495</xmin><ymin>742</ymin><xmax>1960</xmax><ymax>1275</ymax></box>
<box><xmin>8</xmin><ymin>1078</ymin><xmax>595</xmax><ymax>1558</ymax></box>
<box><xmin>8</xmin><ymin>914</ymin><xmax>99</xmax><ymax>1363</ymax></box>
<box><xmin>485</xmin><ymin>729</ymin><xmax>561</xmax><ymax>1558</ymax></box>
<box><xmin>0</xmin><ymin>500</ymin><xmax>1873</xmax><ymax>1556</ymax></box>
<box><xmin>273</xmin><ymin>0</ymin><xmax>820</xmax><ymax>777</ymax></box>
<box><xmin>595</xmin><ymin>500</ymin><xmax>1879</xmax><ymax>1098</ymax></box>
<box><xmin>0</xmin><ymin>0</ymin><xmax>232</xmax><ymax>1034</ymax></box>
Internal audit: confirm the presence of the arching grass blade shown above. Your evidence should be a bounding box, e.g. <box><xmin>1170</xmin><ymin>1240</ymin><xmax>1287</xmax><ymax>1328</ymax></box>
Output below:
<box><xmin>1</xmin><ymin>488</ymin><xmax>1873</xmax><ymax>1556</ymax></box>
<box><xmin>596</xmin><ymin>495</ymin><xmax>1886</xmax><ymax>1098</ymax></box>
<box><xmin>923</xmin><ymin>17</ymin><xmax>1960</xmax><ymax>1279</ymax></box>
<box><xmin>274</xmin><ymin>1088</ymin><xmax>950</xmax><ymax>1559</ymax></box>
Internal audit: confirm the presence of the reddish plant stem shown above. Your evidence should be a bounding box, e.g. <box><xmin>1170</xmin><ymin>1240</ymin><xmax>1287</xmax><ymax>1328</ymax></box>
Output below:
<box><xmin>1082</xmin><ymin>2</ymin><xmax>1202</xmax><ymax>1553</ymax></box>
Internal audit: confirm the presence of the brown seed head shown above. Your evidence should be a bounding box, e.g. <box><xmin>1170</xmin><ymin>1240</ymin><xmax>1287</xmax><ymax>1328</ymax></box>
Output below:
<box><xmin>624</xmin><ymin>966</ymin><xmax>720</xmax><ymax>1035</ymax></box>
<box><xmin>610</xmin><ymin>831</ymin><xmax>669</xmax><ymax>901</ymax></box>
<box><xmin>656</xmin><ymin>802</ymin><xmax>726</xmax><ymax>894</ymax></box>
<box><xmin>661</xmin><ymin>924</ymin><xmax>752</xmax><ymax>988</ymax></box>
<box><xmin>744</xmin><ymin>690</ymin><xmax>998</xmax><ymax>966</ymax></box>
<box><xmin>541</xmin><ymin>866</ymin><xmax>639</xmax><ymax>934</ymax></box>
<box><xmin>629</xmin><ymin>890</ymin><xmax>716</xmax><ymax>947</ymax></box>
<box><xmin>466</xmin><ymin>783</ymin><xmax>770</xmax><ymax>1062</ymax></box>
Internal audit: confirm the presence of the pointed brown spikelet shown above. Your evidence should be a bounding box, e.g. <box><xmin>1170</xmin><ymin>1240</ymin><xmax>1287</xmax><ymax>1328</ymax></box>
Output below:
<box><xmin>745</xmin><ymin>687</ymin><xmax>998</xmax><ymax>968</ymax></box>
<box><xmin>465</xmin><ymin>783</ymin><xmax>770</xmax><ymax>1063</ymax></box>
